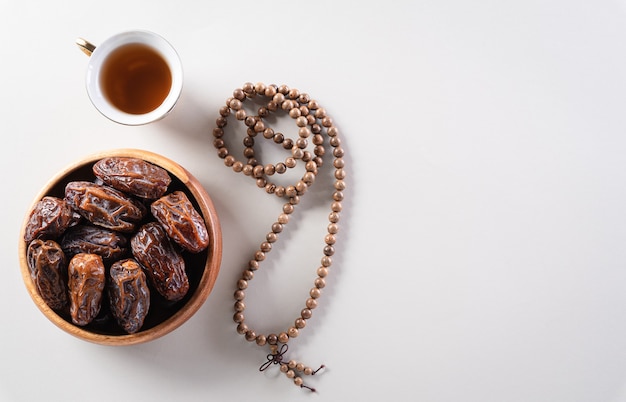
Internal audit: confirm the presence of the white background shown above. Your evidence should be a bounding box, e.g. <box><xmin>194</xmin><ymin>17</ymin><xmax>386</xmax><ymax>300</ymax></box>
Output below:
<box><xmin>2</xmin><ymin>1</ymin><xmax>626</xmax><ymax>401</ymax></box>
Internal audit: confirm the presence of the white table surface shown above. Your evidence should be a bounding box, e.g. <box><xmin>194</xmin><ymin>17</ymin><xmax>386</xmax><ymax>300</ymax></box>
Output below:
<box><xmin>2</xmin><ymin>1</ymin><xmax>626</xmax><ymax>401</ymax></box>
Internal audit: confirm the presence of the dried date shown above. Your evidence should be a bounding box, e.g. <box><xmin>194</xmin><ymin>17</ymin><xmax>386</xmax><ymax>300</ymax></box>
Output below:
<box><xmin>68</xmin><ymin>253</ymin><xmax>105</xmax><ymax>326</ymax></box>
<box><xmin>108</xmin><ymin>259</ymin><xmax>150</xmax><ymax>334</ymax></box>
<box><xmin>65</xmin><ymin>181</ymin><xmax>146</xmax><ymax>233</ymax></box>
<box><xmin>151</xmin><ymin>191</ymin><xmax>209</xmax><ymax>253</ymax></box>
<box><xmin>24</xmin><ymin>196</ymin><xmax>81</xmax><ymax>243</ymax></box>
<box><xmin>26</xmin><ymin>239</ymin><xmax>68</xmax><ymax>310</ymax></box>
<box><xmin>93</xmin><ymin>157</ymin><xmax>171</xmax><ymax>199</ymax></box>
<box><xmin>131</xmin><ymin>222</ymin><xmax>189</xmax><ymax>301</ymax></box>
<box><xmin>61</xmin><ymin>224</ymin><xmax>128</xmax><ymax>261</ymax></box>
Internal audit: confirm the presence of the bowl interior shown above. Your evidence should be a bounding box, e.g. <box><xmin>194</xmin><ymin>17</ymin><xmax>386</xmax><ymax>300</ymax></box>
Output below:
<box><xmin>18</xmin><ymin>149</ymin><xmax>221</xmax><ymax>345</ymax></box>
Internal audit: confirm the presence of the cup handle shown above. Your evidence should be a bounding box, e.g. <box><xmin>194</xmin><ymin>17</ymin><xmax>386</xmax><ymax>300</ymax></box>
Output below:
<box><xmin>75</xmin><ymin>38</ymin><xmax>96</xmax><ymax>56</ymax></box>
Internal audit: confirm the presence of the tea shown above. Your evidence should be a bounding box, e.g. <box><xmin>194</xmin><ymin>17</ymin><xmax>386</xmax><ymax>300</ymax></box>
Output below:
<box><xmin>100</xmin><ymin>43</ymin><xmax>172</xmax><ymax>115</ymax></box>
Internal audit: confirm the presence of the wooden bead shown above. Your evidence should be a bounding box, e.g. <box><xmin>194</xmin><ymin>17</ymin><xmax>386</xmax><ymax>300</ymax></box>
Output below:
<box><xmin>296</xmin><ymin>116</ymin><xmax>308</xmax><ymax>127</ymax></box>
<box><xmin>267</xmin><ymin>334</ymin><xmax>278</xmax><ymax>345</ymax></box>
<box><xmin>288</xmin><ymin>88</ymin><xmax>299</xmax><ymax>99</ymax></box>
<box><xmin>245</xmin><ymin>330</ymin><xmax>256</xmax><ymax>341</ymax></box>
<box><xmin>242</xmin><ymin>82</ymin><xmax>254</xmax><ymax>95</ymax></box>
<box><xmin>324</xmin><ymin>234</ymin><xmax>336</xmax><ymax>245</ymax></box>
<box><xmin>331</xmin><ymin>201</ymin><xmax>342</xmax><ymax>212</ymax></box>
<box><xmin>254</xmin><ymin>82</ymin><xmax>266</xmax><ymax>94</ymax></box>
<box><xmin>264</xmin><ymin>164</ymin><xmax>275</xmax><ymax>175</ymax></box>
<box><xmin>275</xmin><ymin>163</ymin><xmax>287</xmax><ymax>174</ymax></box>
<box><xmin>265</xmin><ymin>85</ymin><xmax>276</xmax><ymax>97</ymax></box>
<box><xmin>229</xmin><ymin>98</ymin><xmax>242</xmax><ymax>110</ymax></box>
<box><xmin>327</xmin><ymin>223</ymin><xmax>338</xmax><ymax>234</ymax></box>
<box><xmin>253</xmin><ymin>165</ymin><xmax>264</xmax><ymax>178</ymax></box>
<box><xmin>235</xmin><ymin>109</ymin><xmax>246</xmax><ymax>120</ymax></box>
<box><xmin>306</xmin><ymin>298</ymin><xmax>317</xmax><ymax>309</ymax></box>
<box><xmin>236</xmin><ymin>323</ymin><xmax>248</xmax><ymax>334</ymax></box>
<box><xmin>256</xmin><ymin>335</ymin><xmax>267</xmax><ymax>346</ymax></box>
<box><xmin>328</xmin><ymin>212</ymin><xmax>340</xmax><ymax>223</ymax></box>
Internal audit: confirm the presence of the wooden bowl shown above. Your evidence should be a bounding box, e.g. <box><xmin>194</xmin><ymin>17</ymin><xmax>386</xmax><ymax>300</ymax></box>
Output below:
<box><xmin>18</xmin><ymin>149</ymin><xmax>222</xmax><ymax>345</ymax></box>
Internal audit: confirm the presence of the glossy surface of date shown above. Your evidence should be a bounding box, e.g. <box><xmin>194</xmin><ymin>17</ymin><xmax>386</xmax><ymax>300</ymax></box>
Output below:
<box><xmin>108</xmin><ymin>259</ymin><xmax>150</xmax><ymax>334</ymax></box>
<box><xmin>93</xmin><ymin>157</ymin><xmax>171</xmax><ymax>199</ymax></box>
<box><xmin>24</xmin><ymin>196</ymin><xmax>81</xmax><ymax>243</ymax></box>
<box><xmin>131</xmin><ymin>222</ymin><xmax>189</xmax><ymax>301</ymax></box>
<box><xmin>61</xmin><ymin>224</ymin><xmax>128</xmax><ymax>261</ymax></box>
<box><xmin>26</xmin><ymin>239</ymin><xmax>68</xmax><ymax>310</ymax></box>
<box><xmin>151</xmin><ymin>191</ymin><xmax>209</xmax><ymax>253</ymax></box>
<box><xmin>64</xmin><ymin>181</ymin><xmax>146</xmax><ymax>232</ymax></box>
<box><xmin>68</xmin><ymin>253</ymin><xmax>105</xmax><ymax>326</ymax></box>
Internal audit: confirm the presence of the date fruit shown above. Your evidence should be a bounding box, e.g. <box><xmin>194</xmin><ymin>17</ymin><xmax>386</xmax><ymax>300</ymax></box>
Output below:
<box><xmin>24</xmin><ymin>196</ymin><xmax>81</xmax><ymax>243</ymax></box>
<box><xmin>108</xmin><ymin>259</ymin><xmax>151</xmax><ymax>334</ymax></box>
<box><xmin>68</xmin><ymin>253</ymin><xmax>105</xmax><ymax>326</ymax></box>
<box><xmin>26</xmin><ymin>239</ymin><xmax>68</xmax><ymax>310</ymax></box>
<box><xmin>65</xmin><ymin>181</ymin><xmax>146</xmax><ymax>233</ymax></box>
<box><xmin>93</xmin><ymin>157</ymin><xmax>171</xmax><ymax>199</ymax></box>
<box><xmin>61</xmin><ymin>224</ymin><xmax>128</xmax><ymax>261</ymax></box>
<box><xmin>151</xmin><ymin>191</ymin><xmax>209</xmax><ymax>253</ymax></box>
<box><xmin>131</xmin><ymin>222</ymin><xmax>189</xmax><ymax>301</ymax></box>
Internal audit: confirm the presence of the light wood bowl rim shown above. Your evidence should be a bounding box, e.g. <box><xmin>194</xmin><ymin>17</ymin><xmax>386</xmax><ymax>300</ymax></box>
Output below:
<box><xmin>18</xmin><ymin>148</ymin><xmax>222</xmax><ymax>346</ymax></box>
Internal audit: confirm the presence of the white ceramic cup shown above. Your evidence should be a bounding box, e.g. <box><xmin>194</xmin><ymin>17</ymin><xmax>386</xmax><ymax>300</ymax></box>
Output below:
<box><xmin>77</xmin><ymin>30</ymin><xmax>183</xmax><ymax>126</ymax></box>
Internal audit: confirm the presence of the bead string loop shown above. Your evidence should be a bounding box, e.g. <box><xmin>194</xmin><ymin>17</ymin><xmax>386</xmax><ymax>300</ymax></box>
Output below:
<box><xmin>212</xmin><ymin>82</ymin><xmax>344</xmax><ymax>392</ymax></box>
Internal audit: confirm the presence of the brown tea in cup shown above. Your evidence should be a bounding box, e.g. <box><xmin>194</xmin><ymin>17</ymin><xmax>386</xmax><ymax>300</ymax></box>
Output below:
<box><xmin>100</xmin><ymin>43</ymin><xmax>172</xmax><ymax>115</ymax></box>
<box><xmin>78</xmin><ymin>30</ymin><xmax>183</xmax><ymax>125</ymax></box>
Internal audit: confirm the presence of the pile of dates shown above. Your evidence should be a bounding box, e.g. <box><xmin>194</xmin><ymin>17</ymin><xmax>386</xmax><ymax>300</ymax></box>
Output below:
<box><xmin>24</xmin><ymin>157</ymin><xmax>210</xmax><ymax>334</ymax></box>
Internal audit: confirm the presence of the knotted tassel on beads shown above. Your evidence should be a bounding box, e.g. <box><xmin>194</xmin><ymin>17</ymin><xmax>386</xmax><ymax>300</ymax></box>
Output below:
<box><xmin>259</xmin><ymin>344</ymin><xmax>325</xmax><ymax>392</ymax></box>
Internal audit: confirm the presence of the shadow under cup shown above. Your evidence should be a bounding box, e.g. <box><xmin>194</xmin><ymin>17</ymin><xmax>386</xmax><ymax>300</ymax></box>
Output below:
<box><xmin>85</xmin><ymin>31</ymin><xmax>183</xmax><ymax>126</ymax></box>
